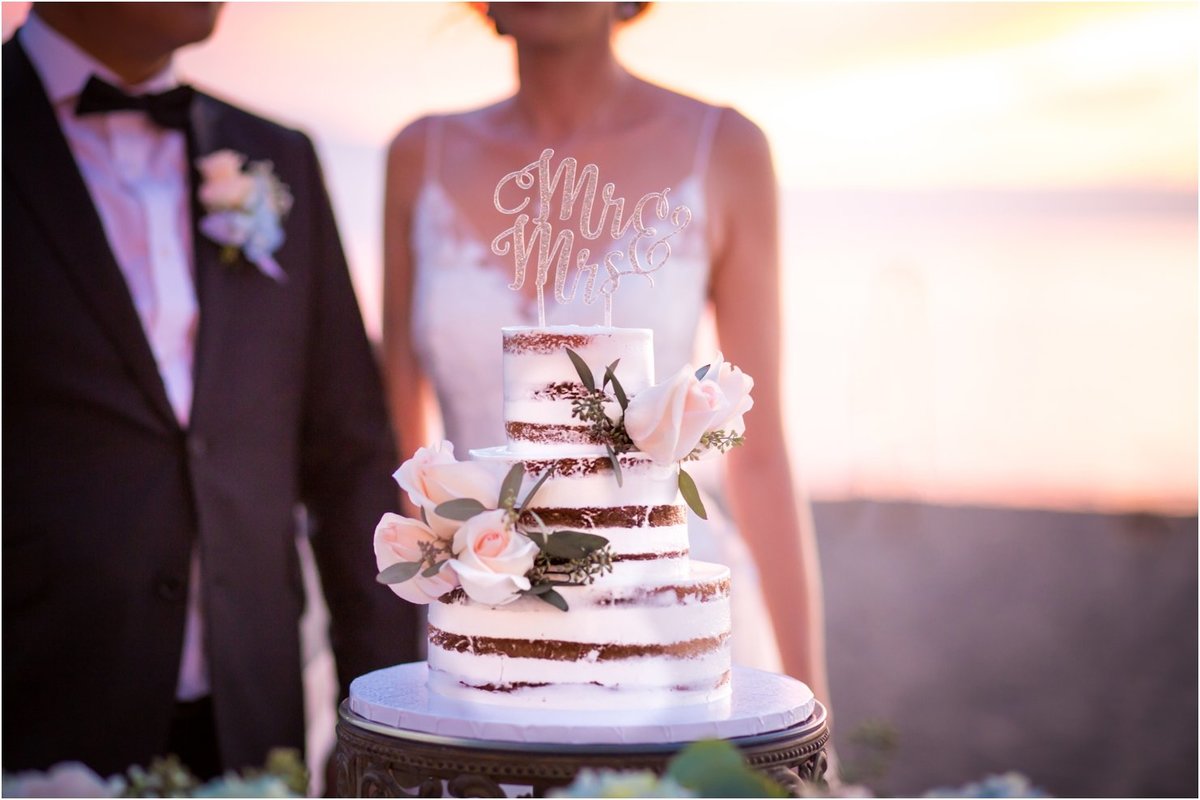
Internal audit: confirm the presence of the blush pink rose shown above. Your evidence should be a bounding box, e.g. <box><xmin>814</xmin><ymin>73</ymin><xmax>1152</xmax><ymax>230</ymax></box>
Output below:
<box><xmin>394</xmin><ymin>442</ymin><xmax>502</xmax><ymax>537</ymax></box>
<box><xmin>373</xmin><ymin>513</ymin><xmax>458</xmax><ymax>604</ymax></box>
<box><xmin>624</xmin><ymin>365</ymin><xmax>724</xmax><ymax>466</ymax></box>
<box><xmin>704</xmin><ymin>353</ymin><xmax>755</xmax><ymax>435</ymax></box>
<box><xmin>197</xmin><ymin>149</ymin><xmax>255</xmax><ymax>209</ymax></box>
<box><xmin>447</xmin><ymin>509</ymin><xmax>538</xmax><ymax>606</ymax></box>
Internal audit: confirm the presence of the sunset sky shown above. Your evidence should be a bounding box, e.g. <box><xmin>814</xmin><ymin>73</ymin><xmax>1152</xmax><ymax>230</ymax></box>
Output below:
<box><xmin>4</xmin><ymin>2</ymin><xmax>1196</xmax><ymax>513</ymax></box>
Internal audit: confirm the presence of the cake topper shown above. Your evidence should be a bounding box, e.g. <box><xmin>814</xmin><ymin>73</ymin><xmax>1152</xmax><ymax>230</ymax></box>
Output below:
<box><xmin>491</xmin><ymin>148</ymin><xmax>693</xmax><ymax>327</ymax></box>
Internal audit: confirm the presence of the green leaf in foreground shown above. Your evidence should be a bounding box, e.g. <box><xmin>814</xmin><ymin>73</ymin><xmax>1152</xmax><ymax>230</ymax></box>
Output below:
<box><xmin>376</xmin><ymin>561</ymin><xmax>422</xmax><ymax>584</ymax></box>
<box><xmin>434</xmin><ymin>497</ymin><xmax>488</xmax><ymax>521</ymax></box>
<box><xmin>667</xmin><ymin>739</ymin><xmax>786</xmax><ymax>797</ymax></box>
<box><xmin>565</xmin><ymin>347</ymin><xmax>596</xmax><ymax>392</ymax></box>
<box><xmin>678</xmin><ymin>467</ymin><xmax>707</xmax><ymax>520</ymax></box>
<box><xmin>421</xmin><ymin>561</ymin><xmax>445</xmax><ymax>578</ymax></box>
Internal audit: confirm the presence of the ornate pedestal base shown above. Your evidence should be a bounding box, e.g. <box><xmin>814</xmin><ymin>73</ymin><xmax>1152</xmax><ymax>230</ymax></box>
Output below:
<box><xmin>334</xmin><ymin>701</ymin><xmax>829</xmax><ymax>797</ymax></box>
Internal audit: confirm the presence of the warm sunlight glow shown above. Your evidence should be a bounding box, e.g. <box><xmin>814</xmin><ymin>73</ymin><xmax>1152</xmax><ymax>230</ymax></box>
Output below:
<box><xmin>4</xmin><ymin>2</ymin><xmax>1194</xmax><ymax>514</ymax></box>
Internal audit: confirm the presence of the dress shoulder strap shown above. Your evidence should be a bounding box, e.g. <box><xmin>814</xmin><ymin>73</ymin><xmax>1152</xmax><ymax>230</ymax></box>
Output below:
<box><xmin>423</xmin><ymin>115</ymin><xmax>444</xmax><ymax>185</ymax></box>
<box><xmin>692</xmin><ymin>104</ymin><xmax>724</xmax><ymax>180</ymax></box>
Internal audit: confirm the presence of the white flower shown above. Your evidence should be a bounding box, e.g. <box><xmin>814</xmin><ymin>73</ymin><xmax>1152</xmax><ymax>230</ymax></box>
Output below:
<box><xmin>373</xmin><ymin>513</ymin><xmax>458</xmax><ymax>604</ymax></box>
<box><xmin>196</xmin><ymin>149</ymin><xmax>291</xmax><ymax>283</ymax></box>
<box><xmin>447</xmin><ymin>509</ymin><xmax>538</xmax><ymax>606</ymax></box>
<box><xmin>393</xmin><ymin>442</ymin><xmax>503</xmax><ymax>538</ymax></box>
<box><xmin>2</xmin><ymin>762</ymin><xmax>124</xmax><ymax>797</ymax></box>
<box><xmin>702</xmin><ymin>352</ymin><xmax>754</xmax><ymax>436</ymax></box>
<box><xmin>624</xmin><ymin>364</ymin><xmax>724</xmax><ymax>466</ymax></box>
<box><xmin>196</xmin><ymin>150</ymin><xmax>255</xmax><ymax>209</ymax></box>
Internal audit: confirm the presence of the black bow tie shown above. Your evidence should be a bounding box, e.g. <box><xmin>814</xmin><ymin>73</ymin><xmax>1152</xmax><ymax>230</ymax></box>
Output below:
<box><xmin>75</xmin><ymin>75</ymin><xmax>195</xmax><ymax>131</ymax></box>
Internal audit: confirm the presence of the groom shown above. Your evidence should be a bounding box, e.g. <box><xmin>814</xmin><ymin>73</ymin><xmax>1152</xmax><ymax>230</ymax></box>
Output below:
<box><xmin>2</xmin><ymin>3</ymin><xmax>417</xmax><ymax>779</ymax></box>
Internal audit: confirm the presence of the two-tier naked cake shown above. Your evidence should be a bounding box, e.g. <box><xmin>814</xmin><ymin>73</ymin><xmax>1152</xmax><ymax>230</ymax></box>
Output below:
<box><xmin>426</xmin><ymin>325</ymin><xmax>732</xmax><ymax>710</ymax></box>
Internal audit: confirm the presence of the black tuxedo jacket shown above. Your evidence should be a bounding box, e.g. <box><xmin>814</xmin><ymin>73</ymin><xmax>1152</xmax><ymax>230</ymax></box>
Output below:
<box><xmin>2</xmin><ymin>39</ymin><xmax>417</xmax><ymax>775</ymax></box>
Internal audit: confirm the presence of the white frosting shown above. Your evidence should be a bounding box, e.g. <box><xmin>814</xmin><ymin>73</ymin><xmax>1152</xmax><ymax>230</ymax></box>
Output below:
<box><xmin>470</xmin><ymin>447</ymin><xmax>680</xmax><ymax>508</ymax></box>
<box><xmin>427</xmin><ymin>562</ymin><xmax>732</xmax><ymax>711</ymax></box>
<box><xmin>502</xmin><ymin>325</ymin><xmax>653</xmax><ymax>455</ymax></box>
<box><xmin>423</xmin><ymin>325</ymin><xmax>733</xmax><ymax>712</ymax></box>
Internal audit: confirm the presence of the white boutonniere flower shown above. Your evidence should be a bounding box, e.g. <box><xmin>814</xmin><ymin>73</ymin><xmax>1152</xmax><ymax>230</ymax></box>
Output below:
<box><xmin>196</xmin><ymin>149</ymin><xmax>292</xmax><ymax>282</ymax></box>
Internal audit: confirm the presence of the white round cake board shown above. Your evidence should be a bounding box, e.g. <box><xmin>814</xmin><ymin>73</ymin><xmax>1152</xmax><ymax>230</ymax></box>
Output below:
<box><xmin>348</xmin><ymin>662</ymin><xmax>815</xmax><ymax>746</ymax></box>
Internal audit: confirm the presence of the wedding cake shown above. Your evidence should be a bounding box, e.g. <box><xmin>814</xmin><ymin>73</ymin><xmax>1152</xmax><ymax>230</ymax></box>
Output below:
<box><xmin>374</xmin><ymin>324</ymin><xmax>753</xmax><ymax>712</ymax></box>
<box><xmin>373</xmin><ymin>148</ymin><xmax>755</xmax><ymax>712</ymax></box>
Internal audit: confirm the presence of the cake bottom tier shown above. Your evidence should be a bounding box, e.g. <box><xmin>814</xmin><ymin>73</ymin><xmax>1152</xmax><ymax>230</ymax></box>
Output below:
<box><xmin>426</xmin><ymin>561</ymin><xmax>732</xmax><ymax>711</ymax></box>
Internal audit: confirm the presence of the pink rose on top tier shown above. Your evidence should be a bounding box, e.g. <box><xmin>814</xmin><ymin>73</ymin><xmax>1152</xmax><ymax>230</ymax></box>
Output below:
<box><xmin>706</xmin><ymin>355</ymin><xmax>754</xmax><ymax>434</ymax></box>
<box><xmin>373</xmin><ymin>513</ymin><xmax>458</xmax><ymax>604</ymax></box>
<box><xmin>623</xmin><ymin>364</ymin><xmax>724</xmax><ymax>466</ymax></box>
<box><xmin>448</xmin><ymin>509</ymin><xmax>539</xmax><ymax>606</ymax></box>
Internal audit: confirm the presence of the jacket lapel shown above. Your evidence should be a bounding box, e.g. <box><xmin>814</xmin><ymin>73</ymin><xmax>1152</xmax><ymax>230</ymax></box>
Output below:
<box><xmin>2</xmin><ymin>40</ymin><xmax>180</xmax><ymax>431</ymax></box>
<box><xmin>186</xmin><ymin>94</ymin><xmax>236</xmax><ymax>433</ymax></box>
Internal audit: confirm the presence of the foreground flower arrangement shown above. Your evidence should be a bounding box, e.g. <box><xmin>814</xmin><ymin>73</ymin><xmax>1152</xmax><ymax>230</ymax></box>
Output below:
<box><xmin>375</xmin><ymin>352</ymin><xmax>753</xmax><ymax>610</ymax></box>
<box><xmin>2</xmin><ymin>749</ymin><xmax>306</xmax><ymax>798</ymax></box>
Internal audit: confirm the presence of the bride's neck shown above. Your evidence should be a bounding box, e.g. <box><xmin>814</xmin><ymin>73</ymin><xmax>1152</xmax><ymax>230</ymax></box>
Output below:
<box><xmin>512</xmin><ymin>42</ymin><xmax>630</xmax><ymax>141</ymax></box>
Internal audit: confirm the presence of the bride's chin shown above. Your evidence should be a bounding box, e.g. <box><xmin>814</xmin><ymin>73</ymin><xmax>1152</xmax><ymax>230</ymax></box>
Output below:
<box><xmin>489</xmin><ymin>2</ymin><xmax>616</xmax><ymax>47</ymax></box>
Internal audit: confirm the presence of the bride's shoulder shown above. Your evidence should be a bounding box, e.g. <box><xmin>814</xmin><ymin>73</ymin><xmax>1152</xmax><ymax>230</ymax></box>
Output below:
<box><xmin>637</xmin><ymin>81</ymin><xmax>761</xmax><ymax>140</ymax></box>
<box><xmin>390</xmin><ymin>102</ymin><xmax>505</xmax><ymax>148</ymax></box>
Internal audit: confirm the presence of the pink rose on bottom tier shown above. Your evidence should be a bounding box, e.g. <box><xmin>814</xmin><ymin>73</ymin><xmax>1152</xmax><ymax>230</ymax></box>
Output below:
<box><xmin>448</xmin><ymin>509</ymin><xmax>539</xmax><ymax>606</ymax></box>
<box><xmin>373</xmin><ymin>513</ymin><xmax>458</xmax><ymax>604</ymax></box>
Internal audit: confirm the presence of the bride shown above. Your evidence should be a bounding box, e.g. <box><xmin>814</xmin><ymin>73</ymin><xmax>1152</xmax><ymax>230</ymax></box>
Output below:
<box><xmin>381</xmin><ymin>1</ymin><xmax>830</xmax><ymax>708</ymax></box>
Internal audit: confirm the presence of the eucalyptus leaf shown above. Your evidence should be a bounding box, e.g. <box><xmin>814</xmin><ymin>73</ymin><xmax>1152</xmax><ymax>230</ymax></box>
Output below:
<box><xmin>695</xmin><ymin>363</ymin><xmax>711</xmax><ymax>381</ymax></box>
<box><xmin>545</xmin><ymin>530</ymin><xmax>609</xmax><ymax>560</ymax></box>
<box><xmin>523</xmin><ymin>582</ymin><xmax>555</xmax><ymax>596</ymax></box>
<box><xmin>498</xmin><ymin>463</ymin><xmax>525</xmax><ymax>510</ymax></box>
<box><xmin>523</xmin><ymin>529</ymin><xmax>547</xmax><ymax>548</ymax></box>
<box><xmin>666</xmin><ymin>739</ymin><xmax>785</xmax><ymax>798</ymax></box>
<box><xmin>605</xmin><ymin>442</ymin><xmax>624</xmax><ymax>488</ymax></box>
<box><xmin>605</xmin><ymin>364</ymin><xmax>628</xmax><ymax>410</ymax></box>
<box><xmin>536</xmin><ymin>588</ymin><xmax>570</xmax><ymax>612</ymax></box>
<box><xmin>376</xmin><ymin>561</ymin><xmax>422</xmax><ymax>584</ymax></box>
<box><xmin>434</xmin><ymin>497</ymin><xmax>488</xmax><ymax>521</ymax></box>
<box><xmin>421</xmin><ymin>561</ymin><xmax>445</xmax><ymax>578</ymax></box>
<box><xmin>565</xmin><ymin>347</ymin><xmax>595</xmax><ymax>392</ymax></box>
<box><xmin>678</xmin><ymin>468</ymin><xmax>707</xmax><ymax>520</ymax></box>
<box><xmin>518</xmin><ymin>468</ymin><xmax>554</xmax><ymax>515</ymax></box>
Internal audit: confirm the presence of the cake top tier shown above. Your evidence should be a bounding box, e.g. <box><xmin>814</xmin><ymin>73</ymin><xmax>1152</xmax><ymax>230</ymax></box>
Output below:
<box><xmin>502</xmin><ymin>325</ymin><xmax>654</xmax><ymax>457</ymax></box>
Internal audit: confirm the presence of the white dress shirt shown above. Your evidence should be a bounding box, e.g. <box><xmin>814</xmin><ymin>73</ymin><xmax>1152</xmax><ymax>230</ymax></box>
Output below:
<box><xmin>20</xmin><ymin>12</ymin><xmax>210</xmax><ymax>702</ymax></box>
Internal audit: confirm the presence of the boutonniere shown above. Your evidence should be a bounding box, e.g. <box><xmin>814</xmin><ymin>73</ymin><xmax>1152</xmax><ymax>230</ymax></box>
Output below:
<box><xmin>196</xmin><ymin>149</ymin><xmax>292</xmax><ymax>282</ymax></box>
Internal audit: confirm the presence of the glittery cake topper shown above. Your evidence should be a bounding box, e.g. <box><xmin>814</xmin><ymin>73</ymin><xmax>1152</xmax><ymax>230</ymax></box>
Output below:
<box><xmin>491</xmin><ymin>148</ymin><xmax>693</xmax><ymax>327</ymax></box>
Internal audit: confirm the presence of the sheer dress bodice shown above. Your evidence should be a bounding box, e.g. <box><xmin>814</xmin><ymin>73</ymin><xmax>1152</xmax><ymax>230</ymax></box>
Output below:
<box><xmin>405</xmin><ymin>107</ymin><xmax>782</xmax><ymax>671</ymax></box>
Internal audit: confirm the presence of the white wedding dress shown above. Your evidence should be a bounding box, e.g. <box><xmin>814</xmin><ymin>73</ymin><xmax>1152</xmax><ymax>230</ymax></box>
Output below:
<box><xmin>408</xmin><ymin>109</ymin><xmax>783</xmax><ymax>672</ymax></box>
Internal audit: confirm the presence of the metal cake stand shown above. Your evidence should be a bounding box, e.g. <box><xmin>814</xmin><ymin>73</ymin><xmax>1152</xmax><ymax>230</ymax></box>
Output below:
<box><xmin>334</xmin><ymin>663</ymin><xmax>829</xmax><ymax>797</ymax></box>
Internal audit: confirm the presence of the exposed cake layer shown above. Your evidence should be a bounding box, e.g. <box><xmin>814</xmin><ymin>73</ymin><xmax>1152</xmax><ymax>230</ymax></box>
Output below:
<box><xmin>427</xmin><ymin>561</ymin><xmax>731</xmax><ymax>710</ymax></box>
<box><xmin>502</xmin><ymin>325</ymin><xmax>653</xmax><ymax>456</ymax></box>
<box><xmin>472</xmin><ymin>446</ymin><xmax>688</xmax><ymax>581</ymax></box>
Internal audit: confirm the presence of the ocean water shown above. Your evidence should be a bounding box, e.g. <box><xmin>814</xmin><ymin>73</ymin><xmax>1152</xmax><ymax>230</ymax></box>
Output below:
<box><xmin>319</xmin><ymin>140</ymin><xmax>1195</xmax><ymax>515</ymax></box>
<box><xmin>779</xmin><ymin>188</ymin><xmax>1197</xmax><ymax>513</ymax></box>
